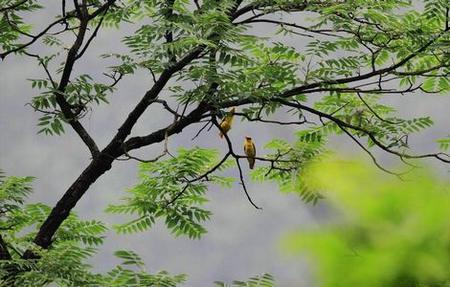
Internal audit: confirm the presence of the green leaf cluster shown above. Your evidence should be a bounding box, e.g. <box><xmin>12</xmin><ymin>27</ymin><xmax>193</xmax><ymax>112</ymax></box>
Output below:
<box><xmin>0</xmin><ymin>0</ymin><xmax>42</xmax><ymax>54</ymax></box>
<box><xmin>30</xmin><ymin>73</ymin><xmax>115</xmax><ymax>135</ymax></box>
<box><xmin>437</xmin><ymin>134</ymin><xmax>450</xmax><ymax>151</ymax></box>
<box><xmin>0</xmin><ymin>173</ymin><xmax>186</xmax><ymax>286</ymax></box>
<box><xmin>251</xmin><ymin>129</ymin><xmax>326</xmax><ymax>204</ymax></box>
<box><xmin>214</xmin><ymin>273</ymin><xmax>275</xmax><ymax>287</ymax></box>
<box><xmin>107</xmin><ymin>147</ymin><xmax>234</xmax><ymax>238</ymax></box>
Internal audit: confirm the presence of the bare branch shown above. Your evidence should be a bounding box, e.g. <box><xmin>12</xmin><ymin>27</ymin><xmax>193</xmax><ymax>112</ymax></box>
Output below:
<box><xmin>234</xmin><ymin>156</ymin><xmax>262</xmax><ymax>209</ymax></box>
<box><xmin>123</xmin><ymin>101</ymin><xmax>210</xmax><ymax>152</ymax></box>
<box><xmin>191</xmin><ymin>119</ymin><xmax>213</xmax><ymax>140</ymax></box>
<box><xmin>119</xmin><ymin>131</ymin><xmax>170</xmax><ymax>163</ymax></box>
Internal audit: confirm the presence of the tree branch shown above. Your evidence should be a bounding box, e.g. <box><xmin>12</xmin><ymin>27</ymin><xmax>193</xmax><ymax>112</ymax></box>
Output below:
<box><xmin>338</xmin><ymin>125</ymin><xmax>404</xmax><ymax>177</ymax></box>
<box><xmin>0</xmin><ymin>14</ymin><xmax>74</xmax><ymax>60</ymax></box>
<box><xmin>23</xmin><ymin>101</ymin><xmax>211</xmax><ymax>257</ymax></box>
<box><xmin>88</xmin><ymin>0</ymin><xmax>116</xmax><ymax>19</ymax></box>
<box><xmin>280</xmin><ymin>33</ymin><xmax>444</xmax><ymax>97</ymax></box>
<box><xmin>75</xmin><ymin>8</ymin><xmax>108</xmax><ymax>60</ymax></box>
<box><xmin>212</xmin><ymin>118</ymin><xmax>261</xmax><ymax>209</ymax></box>
<box><xmin>0</xmin><ymin>234</ymin><xmax>11</xmax><ymax>260</ymax></box>
<box><xmin>103</xmin><ymin>46</ymin><xmax>204</xmax><ymax>153</ymax></box>
<box><xmin>0</xmin><ymin>0</ymin><xmax>28</xmax><ymax>12</ymax></box>
<box><xmin>53</xmin><ymin>4</ymin><xmax>100</xmax><ymax>157</ymax></box>
<box><xmin>223</xmin><ymin>32</ymin><xmax>444</xmax><ymax>109</ymax></box>
<box><xmin>233</xmin><ymin>111</ymin><xmax>311</xmax><ymax>126</ymax></box>
<box><xmin>123</xmin><ymin>101</ymin><xmax>210</xmax><ymax>152</ymax></box>
<box><xmin>275</xmin><ymin>99</ymin><xmax>450</xmax><ymax>164</ymax></box>
<box><xmin>235</xmin><ymin>18</ymin><xmax>344</xmax><ymax>37</ymax></box>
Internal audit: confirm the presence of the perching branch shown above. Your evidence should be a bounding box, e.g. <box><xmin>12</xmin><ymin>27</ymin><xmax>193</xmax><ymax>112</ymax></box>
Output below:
<box><xmin>212</xmin><ymin>118</ymin><xmax>262</xmax><ymax>210</ymax></box>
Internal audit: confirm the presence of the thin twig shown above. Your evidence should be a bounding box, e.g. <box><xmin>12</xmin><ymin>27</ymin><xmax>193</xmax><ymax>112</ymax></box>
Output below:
<box><xmin>191</xmin><ymin>119</ymin><xmax>213</xmax><ymax>140</ymax></box>
<box><xmin>0</xmin><ymin>14</ymin><xmax>74</xmax><ymax>60</ymax></box>
<box><xmin>356</xmin><ymin>92</ymin><xmax>402</xmax><ymax>125</ymax></box>
<box><xmin>120</xmin><ymin>131</ymin><xmax>170</xmax><ymax>163</ymax></box>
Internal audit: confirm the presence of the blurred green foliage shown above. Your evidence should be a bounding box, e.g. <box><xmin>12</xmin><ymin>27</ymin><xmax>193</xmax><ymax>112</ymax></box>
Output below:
<box><xmin>283</xmin><ymin>156</ymin><xmax>450</xmax><ymax>287</ymax></box>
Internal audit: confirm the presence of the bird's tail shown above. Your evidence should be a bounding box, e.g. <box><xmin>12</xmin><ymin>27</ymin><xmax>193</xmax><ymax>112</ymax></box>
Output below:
<box><xmin>219</xmin><ymin>132</ymin><xmax>224</xmax><ymax>138</ymax></box>
<box><xmin>248</xmin><ymin>158</ymin><xmax>255</xmax><ymax>169</ymax></box>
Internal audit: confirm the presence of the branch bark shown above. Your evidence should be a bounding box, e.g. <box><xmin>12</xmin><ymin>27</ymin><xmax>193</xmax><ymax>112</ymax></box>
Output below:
<box><xmin>53</xmin><ymin>3</ymin><xmax>100</xmax><ymax>157</ymax></box>
<box><xmin>23</xmin><ymin>45</ymin><xmax>207</xmax><ymax>255</ymax></box>
<box><xmin>0</xmin><ymin>234</ymin><xmax>11</xmax><ymax>260</ymax></box>
<box><xmin>23</xmin><ymin>101</ymin><xmax>210</xmax><ymax>258</ymax></box>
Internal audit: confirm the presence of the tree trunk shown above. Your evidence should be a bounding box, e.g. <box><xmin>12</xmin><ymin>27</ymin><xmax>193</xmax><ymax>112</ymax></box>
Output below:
<box><xmin>23</xmin><ymin>154</ymin><xmax>114</xmax><ymax>258</ymax></box>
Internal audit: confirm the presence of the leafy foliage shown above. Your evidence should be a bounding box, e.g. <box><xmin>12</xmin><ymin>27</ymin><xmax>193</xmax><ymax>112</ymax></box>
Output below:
<box><xmin>103</xmin><ymin>250</ymin><xmax>187</xmax><ymax>287</ymax></box>
<box><xmin>107</xmin><ymin>147</ymin><xmax>234</xmax><ymax>238</ymax></box>
<box><xmin>314</xmin><ymin>92</ymin><xmax>435</xmax><ymax>148</ymax></box>
<box><xmin>0</xmin><ymin>0</ymin><xmax>42</xmax><ymax>53</ymax></box>
<box><xmin>30</xmin><ymin>73</ymin><xmax>115</xmax><ymax>135</ymax></box>
<box><xmin>214</xmin><ymin>273</ymin><xmax>275</xmax><ymax>287</ymax></box>
<box><xmin>0</xmin><ymin>173</ymin><xmax>34</xmax><ymax>229</ymax></box>
<box><xmin>0</xmin><ymin>173</ymin><xmax>104</xmax><ymax>286</ymax></box>
<box><xmin>437</xmin><ymin>135</ymin><xmax>450</xmax><ymax>151</ymax></box>
<box><xmin>283</xmin><ymin>156</ymin><xmax>450</xmax><ymax>287</ymax></box>
<box><xmin>0</xmin><ymin>173</ymin><xmax>186</xmax><ymax>287</ymax></box>
<box><xmin>251</xmin><ymin>129</ymin><xmax>326</xmax><ymax>204</ymax></box>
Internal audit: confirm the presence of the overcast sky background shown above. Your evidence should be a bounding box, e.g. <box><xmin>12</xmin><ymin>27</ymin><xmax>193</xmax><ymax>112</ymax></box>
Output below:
<box><xmin>1</xmin><ymin>1</ymin><xmax>449</xmax><ymax>286</ymax></box>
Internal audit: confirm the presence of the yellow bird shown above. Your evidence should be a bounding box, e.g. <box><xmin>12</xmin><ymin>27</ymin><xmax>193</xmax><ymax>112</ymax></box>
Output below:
<box><xmin>243</xmin><ymin>136</ymin><xmax>256</xmax><ymax>169</ymax></box>
<box><xmin>219</xmin><ymin>107</ymin><xmax>236</xmax><ymax>138</ymax></box>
